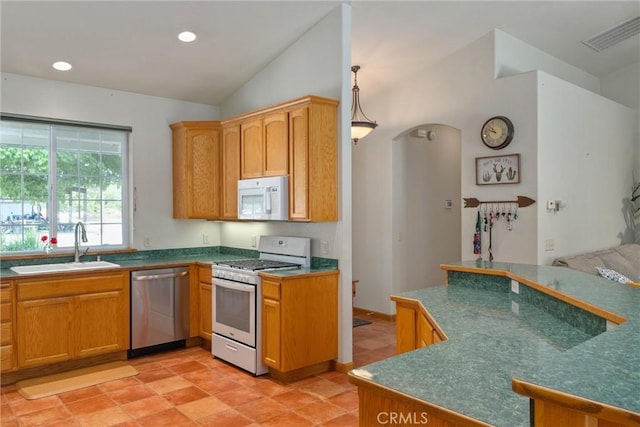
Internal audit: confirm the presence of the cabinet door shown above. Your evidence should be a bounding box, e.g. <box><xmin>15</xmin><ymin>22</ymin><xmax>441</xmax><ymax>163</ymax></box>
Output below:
<box><xmin>279</xmin><ymin>274</ymin><xmax>337</xmax><ymax>372</ymax></box>
<box><xmin>0</xmin><ymin>283</ymin><xmax>14</xmax><ymax>372</ymax></box>
<box><xmin>417</xmin><ymin>311</ymin><xmax>434</xmax><ymax>348</ymax></box>
<box><xmin>395</xmin><ymin>303</ymin><xmax>417</xmax><ymax>354</ymax></box>
<box><xmin>288</xmin><ymin>106</ymin><xmax>309</xmax><ymax>220</ymax></box>
<box><xmin>263</xmin><ymin>112</ymin><xmax>288</xmax><ymax>176</ymax></box>
<box><xmin>75</xmin><ymin>291</ymin><xmax>127</xmax><ymax>358</ymax></box>
<box><xmin>171</xmin><ymin>121</ymin><xmax>221</xmax><ymax>219</ymax></box>
<box><xmin>199</xmin><ymin>283</ymin><xmax>212</xmax><ymax>340</ymax></box>
<box><xmin>187</xmin><ymin>128</ymin><xmax>221</xmax><ymax>218</ymax></box>
<box><xmin>262</xmin><ymin>298</ymin><xmax>281</xmax><ymax>369</ymax></box>
<box><xmin>222</xmin><ymin>124</ymin><xmax>241</xmax><ymax>219</ymax></box>
<box><xmin>240</xmin><ymin>118</ymin><xmax>263</xmax><ymax>178</ymax></box>
<box><xmin>17</xmin><ymin>297</ymin><xmax>73</xmax><ymax>367</ymax></box>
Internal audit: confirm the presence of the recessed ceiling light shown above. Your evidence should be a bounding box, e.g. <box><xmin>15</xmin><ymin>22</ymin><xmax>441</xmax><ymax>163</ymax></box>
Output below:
<box><xmin>178</xmin><ymin>31</ymin><xmax>196</xmax><ymax>43</ymax></box>
<box><xmin>52</xmin><ymin>61</ymin><xmax>72</xmax><ymax>71</ymax></box>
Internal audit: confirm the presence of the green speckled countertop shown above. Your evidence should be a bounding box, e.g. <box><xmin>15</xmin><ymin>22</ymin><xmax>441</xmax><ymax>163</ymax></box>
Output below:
<box><xmin>349</xmin><ymin>261</ymin><xmax>639</xmax><ymax>427</ymax></box>
<box><xmin>0</xmin><ymin>246</ymin><xmax>338</xmax><ymax>278</ymax></box>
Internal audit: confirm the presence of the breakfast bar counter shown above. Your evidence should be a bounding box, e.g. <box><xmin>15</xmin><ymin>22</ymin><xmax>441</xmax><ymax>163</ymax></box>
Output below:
<box><xmin>348</xmin><ymin>261</ymin><xmax>640</xmax><ymax>426</ymax></box>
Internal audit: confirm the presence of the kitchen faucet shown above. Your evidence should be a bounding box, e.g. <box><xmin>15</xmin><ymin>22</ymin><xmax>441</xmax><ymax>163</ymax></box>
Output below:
<box><xmin>74</xmin><ymin>221</ymin><xmax>88</xmax><ymax>263</ymax></box>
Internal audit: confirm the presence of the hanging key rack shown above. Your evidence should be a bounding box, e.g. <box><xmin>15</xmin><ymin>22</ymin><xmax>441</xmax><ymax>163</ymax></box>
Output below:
<box><xmin>465</xmin><ymin>196</ymin><xmax>536</xmax><ymax>262</ymax></box>
<box><xmin>463</xmin><ymin>195</ymin><xmax>536</xmax><ymax>208</ymax></box>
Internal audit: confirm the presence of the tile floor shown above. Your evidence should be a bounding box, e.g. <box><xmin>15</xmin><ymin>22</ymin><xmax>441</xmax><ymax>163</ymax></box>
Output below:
<box><xmin>1</xmin><ymin>315</ymin><xmax>396</xmax><ymax>426</ymax></box>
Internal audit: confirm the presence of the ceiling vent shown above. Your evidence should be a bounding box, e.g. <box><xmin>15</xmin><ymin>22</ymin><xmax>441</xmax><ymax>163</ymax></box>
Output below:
<box><xmin>582</xmin><ymin>16</ymin><xmax>640</xmax><ymax>52</ymax></box>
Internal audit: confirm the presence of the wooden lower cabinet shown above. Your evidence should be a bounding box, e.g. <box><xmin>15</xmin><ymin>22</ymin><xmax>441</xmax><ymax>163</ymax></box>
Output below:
<box><xmin>15</xmin><ymin>271</ymin><xmax>129</xmax><ymax>369</ymax></box>
<box><xmin>353</xmin><ymin>383</ymin><xmax>489</xmax><ymax>427</ymax></box>
<box><xmin>17</xmin><ymin>297</ymin><xmax>74</xmax><ymax>367</ymax></box>
<box><xmin>512</xmin><ymin>380</ymin><xmax>638</xmax><ymax>427</ymax></box>
<box><xmin>75</xmin><ymin>291</ymin><xmax>127</xmax><ymax>358</ymax></box>
<box><xmin>261</xmin><ymin>270</ymin><xmax>338</xmax><ymax>380</ymax></box>
<box><xmin>197</xmin><ymin>265</ymin><xmax>213</xmax><ymax>340</ymax></box>
<box><xmin>0</xmin><ymin>281</ymin><xmax>16</xmax><ymax>372</ymax></box>
<box><xmin>394</xmin><ymin>298</ymin><xmax>446</xmax><ymax>354</ymax></box>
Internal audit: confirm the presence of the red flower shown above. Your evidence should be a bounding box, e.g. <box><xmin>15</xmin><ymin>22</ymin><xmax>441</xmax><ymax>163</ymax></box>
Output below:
<box><xmin>50</xmin><ymin>237</ymin><xmax>58</xmax><ymax>245</ymax></box>
<box><xmin>41</xmin><ymin>235</ymin><xmax>48</xmax><ymax>242</ymax></box>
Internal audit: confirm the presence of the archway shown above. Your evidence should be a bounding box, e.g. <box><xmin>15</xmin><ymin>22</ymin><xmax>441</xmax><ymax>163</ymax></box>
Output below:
<box><xmin>391</xmin><ymin>123</ymin><xmax>462</xmax><ymax>293</ymax></box>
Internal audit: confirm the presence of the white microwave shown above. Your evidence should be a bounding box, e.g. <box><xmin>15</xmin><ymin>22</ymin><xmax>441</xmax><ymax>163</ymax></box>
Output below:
<box><xmin>238</xmin><ymin>176</ymin><xmax>289</xmax><ymax>221</ymax></box>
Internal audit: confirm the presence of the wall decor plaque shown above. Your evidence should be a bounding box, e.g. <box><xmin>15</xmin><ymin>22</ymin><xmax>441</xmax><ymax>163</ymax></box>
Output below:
<box><xmin>475</xmin><ymin>154</ymin><xmax>520</xmax><ymax>185</ymax></box>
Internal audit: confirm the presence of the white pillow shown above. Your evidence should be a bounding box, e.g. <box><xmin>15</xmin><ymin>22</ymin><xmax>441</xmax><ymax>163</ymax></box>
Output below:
<box><xmin>596</xmin><ymin>266</ymin><xmax>630</xmax><ymax>285</ymax></box>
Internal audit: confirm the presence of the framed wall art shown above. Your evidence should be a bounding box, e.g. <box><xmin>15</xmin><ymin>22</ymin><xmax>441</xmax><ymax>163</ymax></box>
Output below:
<box><xmin>475</xmin><ymin>154</ymin><xmax>520</xmax><ymax>185</ymax></box>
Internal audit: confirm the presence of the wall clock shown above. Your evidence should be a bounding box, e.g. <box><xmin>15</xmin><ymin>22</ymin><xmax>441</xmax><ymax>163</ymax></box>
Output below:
<box><xmin>481</xmin><ymin>116</ymin><xmax>514</xmax><ymax>150</ymax></box>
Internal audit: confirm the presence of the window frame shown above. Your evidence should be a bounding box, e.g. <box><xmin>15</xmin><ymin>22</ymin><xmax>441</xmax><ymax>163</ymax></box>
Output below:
<box><xmin>0</xmin><ymin>113</ymin><xmax>132</xmax><ymax>255</ymax></box>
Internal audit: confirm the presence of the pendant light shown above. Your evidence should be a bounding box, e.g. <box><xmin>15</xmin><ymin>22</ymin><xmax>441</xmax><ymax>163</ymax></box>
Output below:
<box><xmin>351</xmin><ymin>65</ymin><xmax>378</xmax><ymax>144</ymax></box>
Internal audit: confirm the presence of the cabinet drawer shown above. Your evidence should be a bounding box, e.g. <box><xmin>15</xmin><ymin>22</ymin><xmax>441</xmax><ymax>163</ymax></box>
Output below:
<box><xmin>1</xmin><ymin>287</ymin><xmax>11</xmax><ymax>303</ymax></box>
<box><xmin>0</xmin><ymin>344</ymin><xmax>14</xmax><ymax>371</ymax></box>
<box><xmin>199</xmin><ymin>266</ymin><xmax>213</xmax><ymax>284</ymax></box>
<box><xmin>17</xmin><ymin>272</ymin><xmax>126</xmax><ymax>301</ymax></box>
<box><xmin>0</xmin><ymin>322</ymin><xmax>12</xmax><ymax>346</ymax></box>
<box><xmin>1</xmin><ymin>302</ymin><xmax>12</xmax><ymax>323</ymax></box>
<box><xmin>262</xmin><ymin>281</ymin><xmax>280</xmax><ymax>301</ymax></box>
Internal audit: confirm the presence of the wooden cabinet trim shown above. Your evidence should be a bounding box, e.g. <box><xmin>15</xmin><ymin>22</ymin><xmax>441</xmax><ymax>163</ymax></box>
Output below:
<box><xmin>16</xmin><ymin>271</ymin><xmax>128</xmax><ymax>301</ymax></box>
<box><xmin>220</xmin><ymin>95</ymin><xmax>338</xmax><ymax>127</ymax></box>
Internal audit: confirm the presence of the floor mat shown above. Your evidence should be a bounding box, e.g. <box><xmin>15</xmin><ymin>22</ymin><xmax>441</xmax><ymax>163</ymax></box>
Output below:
<box><xmin>16</xmin><ymin>361</ymin><xmax>138</xmax><ymax>400</ymax></box>
<box><xmin>353</xmin><ymin>317</ymin><xmax>372</xmax><ymax>327</ymax></box>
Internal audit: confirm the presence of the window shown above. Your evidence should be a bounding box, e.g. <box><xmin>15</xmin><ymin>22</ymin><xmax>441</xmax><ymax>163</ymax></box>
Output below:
<box><xmin>0</xmin><ymin>116</ymin><xmax>130</xmax><ymax>254</ymax></box>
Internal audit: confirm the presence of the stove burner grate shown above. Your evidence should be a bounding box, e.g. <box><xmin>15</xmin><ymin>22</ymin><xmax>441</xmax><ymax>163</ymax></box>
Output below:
<box><xmin>222</xmin><ymin>259</ymin><xmax>301</xmax><ymax>271</ymax></box>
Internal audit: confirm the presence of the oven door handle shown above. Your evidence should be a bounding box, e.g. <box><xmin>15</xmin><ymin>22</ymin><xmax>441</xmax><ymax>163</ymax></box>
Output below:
<box><xmin>213</xmin><ymin>279</ymin><xmax>255</xmax><ymax>293</ymax></box>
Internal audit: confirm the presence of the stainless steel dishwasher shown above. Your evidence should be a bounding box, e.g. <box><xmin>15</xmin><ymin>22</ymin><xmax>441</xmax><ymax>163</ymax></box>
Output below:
<box><xmin>129</xmin><ymin>266</ymin><xmax>190</xmax><ymax>357</ymax></box>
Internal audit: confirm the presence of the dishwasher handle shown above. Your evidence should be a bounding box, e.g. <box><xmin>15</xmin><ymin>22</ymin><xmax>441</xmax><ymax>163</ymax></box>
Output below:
<box><xmin>134</xmin><ymin>271</ymin><xmax>188</xmax><ymax>281</ymax></box>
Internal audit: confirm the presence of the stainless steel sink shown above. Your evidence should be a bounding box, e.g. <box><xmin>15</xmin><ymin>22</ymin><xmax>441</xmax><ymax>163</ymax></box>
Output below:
<box><xmin>10</xmin><ymin>261</ymin><xmax>120</xmax><ymax>275</ymax></box>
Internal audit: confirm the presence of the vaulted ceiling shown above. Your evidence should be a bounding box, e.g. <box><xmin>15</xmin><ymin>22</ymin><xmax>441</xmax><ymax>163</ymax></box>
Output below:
<box><xmin>1</xmin><ymin>1</ymin><xmax>638</xmax><ymax>105</ymax></box>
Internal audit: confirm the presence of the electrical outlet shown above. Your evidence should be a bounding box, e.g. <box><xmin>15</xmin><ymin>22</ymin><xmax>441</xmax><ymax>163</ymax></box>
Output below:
<box><xmin>321</xmin><ymin>240</ymin><xmax>329</xmax><ymax>255</ymax></box>
<box><xmin>251</xmin><ymin>235</ymin><xmax>257</xmax><ymax>248</ymax></box>
<box><xmin>544</xmin><ymin>239</ymin><xmax>555</xmax><ymax>251</ymax></box>
<box><xmin>144</xmin><ymin>235</ymin><xmax>151</xmax><ymax>247</ymax></box>
<box><xmin>202</xmin><ymin>234</ymin><xmax>209</xmax><ymax>244</ymax></box>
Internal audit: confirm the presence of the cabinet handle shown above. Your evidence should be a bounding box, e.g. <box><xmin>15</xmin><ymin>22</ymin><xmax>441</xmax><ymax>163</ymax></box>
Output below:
<box><xmin>225</xmin><ymin>344</ymin><xmax>238</xmax><ymax>352</ymax></box>
<box><xmin>134</xmin><ymin>271</ymin><xmax>188</xmax><ymax>281</ymax></box>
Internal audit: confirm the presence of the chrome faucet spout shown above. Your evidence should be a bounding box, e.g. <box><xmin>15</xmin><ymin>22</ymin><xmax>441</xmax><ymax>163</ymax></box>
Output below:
<box><xmin>74</xmin><ymin>221</ymin><xmax>88</xmax><ymax>263</ymax></box>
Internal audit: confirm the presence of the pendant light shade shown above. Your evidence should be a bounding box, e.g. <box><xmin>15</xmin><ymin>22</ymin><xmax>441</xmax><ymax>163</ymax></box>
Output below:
<box><xmin>351</xmin><ymin>65</ymin><xmax>378</xmax><ymax>144</ymax></box>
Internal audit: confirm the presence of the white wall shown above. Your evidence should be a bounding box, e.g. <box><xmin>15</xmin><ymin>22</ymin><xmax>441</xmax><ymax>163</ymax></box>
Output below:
<box><xmin>391</xmin><ymin>124</ymin><xmax>461</xmax><ymax>297</ymax></box>
<box><xmin>219</xmin><ymin>5</ymin><xmax>354</xmax><ymax>365</ymax></box>
<box><xmin>537</xmin><ymin>71</ymin><xmax>638</xmax><ymax>263</ymax></box>
<box><xmin>601</xmin><ymin>62</ymin><xmax>640</xmax><ymax>111</ymax></box>
<box><xmin>354</xmin><ymin>31</ymin><xmax>540</xmax><ymax>315</ymax></box>
<box><xmin>494</xmin><ymin>29</ymin><xmax>600</xmax><ymax>95</ymax></box>
<box><xmin>0</xmin><ymin>72</ymin><xmax>222</xmax><ymax>250</ymax></box>
<box><xmin>353</xmin><ymin>28</ymin><xmax>637</xmax><ymax>315</ymax></box>
<box><xmin>220</xmin><ymin>8</ymin><xmax>344</xmax><ymax>118</ymax></box>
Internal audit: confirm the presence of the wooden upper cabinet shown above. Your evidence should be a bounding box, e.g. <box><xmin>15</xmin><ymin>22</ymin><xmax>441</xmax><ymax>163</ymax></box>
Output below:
<box><xmin>263</xmin><ymin>112</ymin><xmax>289</xmax><ymax>176</ymax></box>
<box><xmin>240</xmin><ymin>112</ymin><xmax>289</xmax><ymax>179</ymax></box>
<box><xmin>289</xmin><ymin>107</ymin><xmax>309</xmax><ymax>220</ymax></box>
<box><xmin>240</xmin><ymin>118</ymin><xmax>263</xmax><ymax>179</ymax></box>
<box><xmin>171</xmin><ymin>121</ymin><xmax>222</xmax><ymax>219</ymax></box>
<box><xmin>288</xmin><ymin>97</ymin><xmax>339</xmax><ymax>222</ymax></box>
<box><xmin>215</xmin><ymin>95</ymin><xmax>339</xmax><ymax>222</ymax></box>
<box><xmin>222</xmin><ymin>124</ymin><xmax>241</xmax><ymax>219</ymax></box>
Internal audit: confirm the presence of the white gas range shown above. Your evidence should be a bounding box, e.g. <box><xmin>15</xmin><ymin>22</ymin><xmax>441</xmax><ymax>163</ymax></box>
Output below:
<box><xmin>211</xmin><ymin>235</ymin><xmax>310</xmax><ymax>375</ymax></box>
